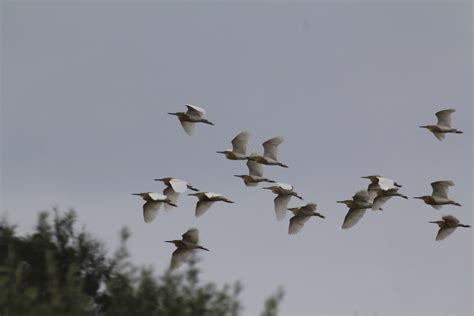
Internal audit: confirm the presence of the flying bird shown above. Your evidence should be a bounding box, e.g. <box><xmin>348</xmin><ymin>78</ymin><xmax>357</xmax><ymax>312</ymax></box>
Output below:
<box><xmin>371</xmin><ymin>188</ymin><xmax>408</xmax><ymax>211</ymax></box>
<box><xmin>263</xmin><ymin>183</ymin><xmax>303</xmax><ymax>221</ymax></box>
<box><xmin>287</xmin><ymin>202</ymin><xmax>325</xmax><ymax>235</ymax></box>
<box><xmin>429</xmin><ymin>215</ymin><xmax>470</xmax><ymax>241</ymax></box>
<box><xmin>338</xmin><ymin>190</ymin><xmax>373</xmax><ymax>229</ymax></box>
<box><xmin>414</xmin><ymin>180</ymin><xmax>461</xmax><ymax>209</ymax></box>
<box><xmin>166</xmin><ymin>228</ymin><xmax>209</xmax><ymax>270</ymax></box>
<box><xmin>247</xmin><ymin>137</ymin><xmax>288</xmax><ymax>168</ymax></box>
<box><xmin>420</xmin><ymin>109</ymin><xmax>463</xmax><ymax>141</ymax></box>
<box><xmin>154</xmin><ymin>177</ymin><xmax>199</xmax><ymax>210</ymax></box>
<box><xmin>217</xmin><ymin>131</ymin><xmax>250</xmax><ymax>160</ymax></box>
<box><xmin>188</xmin><ymin>192</ymin><xmax>234</xmax><ymax>217</ymax></box>
<box><xmin>234</xmin><ymin>152</ymin><xmax>276</xmax><ymax>186</ymax></box>
<box><xmin>132</xmin><ymin>192</ymin><xmax>177</xmax><ymax>223</ymax></box>
<box><xmin>168</xmin><ymin>104</ymin><xmax>214</xmax><ymax>135</ymax></box>
<box><xmin>361</xmin><ymin>175</ymin><xmax>402</xmax><ymax>202</ymax></box>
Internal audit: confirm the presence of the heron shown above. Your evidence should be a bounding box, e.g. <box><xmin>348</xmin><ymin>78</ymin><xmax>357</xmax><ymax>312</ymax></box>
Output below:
<box><xmin>132</xmin><ymin>192</ymin><xmax>177</xmax><ymax>223</ymax></box>
<box><xmin>429</xmin><ymin>215</ymin><xmax>470</xmax><ymax>241</ymax></box>
<box><xmin>263</xmin><ymin>183</ymin><xmax>303</xmax><ymax>221</ymax></box>
<box><xmin>234</xmin><ymin>152</ymin><xmax>276</xmax><ymax>186</ymax></box>
<box><xmin>361</xmin><ymin>175</ymin><xmax>402</xmax><ymax>202</ymax></box>
<box><xmin>168</xmin><ymin>104</ymin><xmax>214</xmax><ymax>135</ymax></box>
<box><xmin>371</xmin><ymin>188</ymin><xmax>408</xmax><ymax>211</ymax></box>
<box><xmin>188</xmin><ymin>192</ymin><xmax>234</xmax><ymax>217</ymax></box>
<box><xmin>287</xmin><ymin>202</ymin><xmax>325</xmax><ymax>235</ymax></box>
<box><xmin>217</xmin><ymin>131</ymin><xmax>250</xmax><ymax>160</ymax></box>
<box><xmin>154</xmin><ymin>177</ymin><xmax>199</xmax><ymax>210</ymax></box>
<box><xmin>247</xmin><ymin>137</ymin><xmax>288</xmax><ymax>168</ymax></box>
<box><xmin>414</xmin><ymin>180</ymin><xmax>461</xmax><ymax>209</ymax></box>
<box><xmin>166</xmin><ymin>228</ymin><xmax>209</xmax><ymax>270</ymax></box>
<box><xmin>338</xmin><ymin>190</ymin><xmax>373</xmax><ymax>229</ymax></box>
<box><xmin>420</xmin><ymin>109</ymin><xmax>463</xmax><ymax>141</ymax></box>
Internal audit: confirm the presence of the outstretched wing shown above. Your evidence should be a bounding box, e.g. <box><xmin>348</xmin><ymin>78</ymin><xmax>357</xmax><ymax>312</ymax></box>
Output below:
<box><xmin>143</xmin><ymin>201</ymin><xmax>161</xmax><ymax>223</ymax></box>
<box><xmin>371</xmin><ymin>195</ymin><xmax>391</xmax><ymax>211</ymax></box>
<box><xmin>179</xmin><ymin>120</ymin><xmax>195</xmax><ymax>135</ymax></box>
<box><xmin>433</xmin><ymin>132</ymin><xmax>445</xmax><ymax>141</ymax></box>
<box><xmin>262</xmin><ymin>137</ymin><xmax>283</xmax><ymax>160</ymax></box>
<box><xmin>274</xmin><ymin>194</ymin><xmax>291</xmax><ymax>221</ymax></box>
<box><xmin>170</xmin><ymin>248</ymin><xmax>193</xmax><ymax>270</ymax></box>
<box><xmin>288</xmin><ymin>215</ymin><xmax>311</xmax><ymax>235</ymax></box>
<box><xmin>431</xmin><ymin>181</ymin><xmax>454</xmax><ymax>198</ymax></box>
<box><xmin>341</xmin><ymin>208</ymin><xmax>366</xmax><ymax>229</ymax></box>
<box><xmin>435</xmin><ymin>227</ymin><xmax>456</xmax><ymax>241</ymax></box>
<box><xmin>182</xmin><ymin>228</ymin><xmax>199</xmax><ymax>244</ymax></box>
<box><xmin>435</xmin><ymin>109</ymin><xmax>455</xmax><ymax>127</ymax></box>
<box><xmin>163</xmin><ymin>187</ymin><xmax>180</xmax><ymax>211</ymax></box>
<box><xmin>195</xmin><ymin>200</ymin><xmax>215</xmax><ymax>218</ymax></box>
<box><xmin>231</xmin><ymin>132</ymin><xmax>250</xmax><ymax>155</ymax></box>
<box><xmin>352</xmin><ymin>190</ymin><xmax>369</xmax><ymax>203</ymax></box>
<box><xmin>169</xmin><ymin>178</ymin><xmax>188</xmax><ymax>193</ymax></box>
<box><xmin>442</xmin><ymin>215</ymin><xmax>459</xmax><ymax>226</ymax></box>
<box><xmin>186</xmin><ymin>104</ymin><xmax>205</xmax><ymax>118</ymax></box>
<box><xmin>247</xmin><ymin>154</ymin><xmax>263</xmax><ymax>177</ymax></box>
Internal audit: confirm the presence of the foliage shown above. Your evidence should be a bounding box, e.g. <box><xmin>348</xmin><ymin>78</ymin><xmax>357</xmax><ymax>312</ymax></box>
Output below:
<box><xmin>0</xmin><ymin>209</ymin><xmax>283</xmax><ymax>316</ymax></box>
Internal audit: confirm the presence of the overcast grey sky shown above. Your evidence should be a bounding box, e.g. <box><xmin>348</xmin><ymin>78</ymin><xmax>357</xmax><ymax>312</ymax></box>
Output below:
<box><xmin>1</xmin><ymin>1</ymin><xmax>472</xmax><ymax>315</ymax></box>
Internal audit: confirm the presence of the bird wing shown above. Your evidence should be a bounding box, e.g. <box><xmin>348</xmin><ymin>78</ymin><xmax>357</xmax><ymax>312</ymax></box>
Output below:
<box><xmin>274</xmin><ymin>194</ymin><xmax>291</xmax><ymax>221</ymax></box>
<box><xmin>186</xmin><ymin>104</ymin><xmax>206</xmax><ymax>118</ymax></box>
<box><xmin>170</xmin><ymin>248</ymin><xmax>193</xmax><ymax>270</ymax></box>
<box><xmin>247</xmin><ymin>157</ymin><xmax>263</xmax><ymax>177</ymax></box>
<box><xmin>377</xmin><ymin>177</ymin><xmax>396</xmax><ymax>191</ymax></box>
<box><xmin>371</xmin><ymin>195</ymin><xmax>391</xmax><ymax>210</ymax></box>
<box><xmin>147</xmin><ymin>192</ymin><xmax>166</xmax><ymax>201</ymax></box>
<box><xmin>143</xmin><ymin>201</ymin><xmax>161</xmax><ymax>223</ymax></box>
<box><xmin>301</xmin><ymin>203</ymin><xmax>317</xmax><ymax>214</ymax></box>
<box><xmin>442</xmin><ymin>215</ymin><xmax>459</xmax><ymax>226</ymax></box>
<box><xmin>182</xmin><ymin>228</ymin><xmax>199</xmax><ymax>244</ymax></box>
<box><xmin>435</xmin><ymin>227</ymin><xmax>456</xmax><ymax>241</ymax></box>
<box><xmin>433</xmin><ymin>132</ymin><xmax>445</xmax><ymax>141</ymax></box>
<box><xmin>435</xmin><ymin>109</ymin><xmax>455</xmax><ymax>127</ymax></box>
<box><xmin>277</xmin><ymin>183</ymin><xmax>294</xmax><ymax>191</ymax></box>
<box><xmin>195</xmin><ymin>200</ymin><xmax>215</xmax><ymax>217</ymax></box>
<box><xmin>179</xmin><ymin>120</ymin><xmax>195</xmax><ymax>136</ymax></box>
<box><xmin>262</xmin><ymin>137</ymin><xmax>283</xmax><ymax>160</ymax></box>
<box><xmin>288</xmin><ymin>215</ymin><xmax>311</xmax><ymax>235</ymax></box>
<box><xmin>231</xmin><ymin>132</ymin><xmax>250</xmax><ymax>155</ymax></box>
<box><xmin>352</xmin><ymin>190</ymin><xmax>369</xmax><ymax>203</ymax></box>
<box><xmin>341</xmin><ymin>208</ymin><xmax>366</xmax><ymax>229</ymax></box>
<box><xmin>163</xmin><ymin>187</ymin><xmax>180</xmax><ymax>211</ymax></box>
<box><xmin>431</xmin><ymin>181</ymin><xmax>454</xmax><ymax>198</ymax></box>
<box><xmin>169</xmin><ymin>178</ymin><xmax>188</xmax><ymax>193</ymax></box>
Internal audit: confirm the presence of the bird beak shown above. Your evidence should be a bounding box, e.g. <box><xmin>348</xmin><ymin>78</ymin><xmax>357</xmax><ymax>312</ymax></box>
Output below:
<box><xmin>262</xmin><ymin>187</ymin><xmax>271</xmax><ymax>190</ymax></box>
<box><xmin>336</xmin><ymin>200</ymin><xmax>345</xmax><ymax>204</ymax></box>
<box><xmin>395</xmin><ymin>182</ymin><xmax>402</xmax><ymax>188</ymax></box>
<box><xmin>168</xmin><ymin>202</ymin><xmax>178</xmax><ymax>207</ymax></box>
<box><xmin>419</xmin><ymin>125</ymin><xmax>428</xmax><ymax>129</ymax></box>
<box><xmin>216</xmin><ymin>151</ymin><xmax>225</xmax><ymax>154</ymax></box>
<box><xmin>361</xmin><ymin>176</ymin><xmax>370</xmax><ymax>179</ymax></box>
<box><xmin>165</xmin><ymin>240</ymin><xmax>174</xmax><ymax>243</ymax></box>
<box><xmin>168</xmin><ymin>113</ymin><xmax>178</xmax><ymax>116</ymax></box>
<box><xmin>188</xmin><ymin>186</ymin><xmax>199</xmax><ymax>192</ymax></box>
<box><xmin>132</xmin><ymin>193</ymin><xmax>141</xmax><ymax>196</ymax></box>
<box><xmin>188</xmin><ymin>193</ymin><xmax>198</xmax><ymax>196</ymax></box>
<box><xmin>429</xmin><ymin>221</ymin><xmax>437</xmax><ymax>224</ymax></box>
<box><xmin>201</xmin><ymin>247</ymin><xmax>210</xmax><ymax>252</ymax></box>
<box><xmin>413</xmin><ymin>196</ymin><xmax>423</xmax><ymax>199</ymax></box>
<box><xmin>154</xmin><ymin>178</ymin><xmax>164</xmax><ymax>182</ymax></box>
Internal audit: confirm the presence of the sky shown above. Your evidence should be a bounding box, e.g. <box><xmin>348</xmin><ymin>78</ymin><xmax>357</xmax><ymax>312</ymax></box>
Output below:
<box><xmin>1</xmin><ymin>1</ymin><xmax>472</xmax><ymax>315</ymax></box>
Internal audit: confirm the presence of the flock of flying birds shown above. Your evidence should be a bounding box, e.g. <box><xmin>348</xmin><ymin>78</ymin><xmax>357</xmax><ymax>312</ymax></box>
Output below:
<box><xmin>133</xmin><ymin>105</ymin><xmax>470</xmax><ymax>269</ymax></box>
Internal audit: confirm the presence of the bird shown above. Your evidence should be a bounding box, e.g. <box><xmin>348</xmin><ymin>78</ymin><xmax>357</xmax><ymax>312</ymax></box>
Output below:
<box><xmin>420</xmin><ymin>109</ymin><xmax>463</xmax><ymax>141</ymax></box>
<box><xmin>166</xmin><ymin>228</ymin><xmax>209</xmax><ymax>270</ymax></box>
<box><xmin>429</xmin><ymin>215</ymin><xmax>470</xmax><ymax>241</ymax></box>
<box><xmin>263</xmin><ymin>183</ymin><xmax>303</xmax><ymax>221</ymax></box>
<box><xmin>154</xmin><ymin>177</ymin><xmax>199</xmax><ymax>210</ymax></box>
<box><xmin>247</xmin><ymin>137</ymin><xmax>288</xmax><ymax>168</ymax></box>
<box><xmin>287</xmin><ymin>203</ymin><xmax>325</xmax><ymax>235</ymax></box>
<box><xmin>168</xmin><ymin>104</ymin><xmax>214</xmax><ymax>135</ymax></box>
<box><xmin>338</xmin><ymin>190</ymin><xmax>373</xmax><ymax>229</ymax></box>
<box><xmin>217</xmin><ymin>131</ymin><xmax>250</xmax><ymax>160</ymax></box>
<box><xmin>188</xmin><ymin>192</ymin><xmax>234</xmax><ymax>217</ymax></box>
<box><xmin>414</xmin><ymin>180</ymin><xmax>461</xmax><ymax>209</ymax></box>
<box><xmin>371</xmin><ymin>188</ymin><xmax>408</xmax><ymax>211</ymax></box>
<box><xmin>132</xmin><ymin>192</ymin><xmax>177</xmax><ymax>223</ymax></box>
<box><xmin>234</xmin><ymin>152</ymin><xmax>276</xmax><ymax>187</ymax></box>
<box><xmin>361</xmin><ymin>175</ymin><xmax>402</xmax><ymax>202</ymax></box>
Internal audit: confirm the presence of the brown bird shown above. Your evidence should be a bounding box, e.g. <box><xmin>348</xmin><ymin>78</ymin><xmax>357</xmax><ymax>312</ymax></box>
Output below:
<box><xmin>132</xmin><ymin>192</ymin><xmax>177</xmax><ymax>223</ymax></box>
<box><xmin>338</xmin><ymin>190</ymin><xmax>373</xmax><ymax>229</ymax></box>
<box><xmin>188</xmin><ymin>192</ymin><xmax>234</xmax><ymax>217</ymax></box>
<box><xmin>429</xmin><ymin>215</ymin><xmax>470</xmax><ymax>241</ymax></box>
<box><xmin>168</xmin><ymin>104</ymin><xmax>214</xmax><ymax>135</ymax></box>
<box><xmin>414</xmin><ymin>180</ymin><xmax>461</xmax><ymax>210</ymax></box>
<box><xmin>419</xmin><ymin>108</ymin><xmax>463</xmax><ymax>141</ymax></box>
<box><xmin>287</xmin><ymin>202</ymin><xmax>325</xmax><ymax>235</ymax></box>
<box><xmin>166</xmin><ymin>228</ymin><xmax>209</xmax><ymax>269</ymax></box>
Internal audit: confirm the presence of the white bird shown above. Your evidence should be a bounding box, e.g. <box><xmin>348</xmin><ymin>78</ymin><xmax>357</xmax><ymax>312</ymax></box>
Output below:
<box><xmin>262</xmin><ymin>183</ymin><xmax>303</xmax><ymax>221</ymax></box>
<box><xmin>154</xmin><ymin>177</ymin><xmax>199</xmax><ymax>210</ymax></box>
<box><xmin>234</xmin><ymin>152</ymin><xmax>276</xmax><ymax>187</ymax></box>
<box><xmin>165</xmin><ymin>228</ymin><xmax>209</xmax><ymax>270</ymax></box>
<box><xmin>361</xmin><ymin>175</ymin><xmax>402</xmax><ymax>202</ymax></box>
<box><xmin>337</xmin><ymin>190</ymin><xmax>373</xmax><ymax>229</ymax></box>
<box><xmin>287</xmin><ymin>203</ymin><xmax>325</xmax><ymax>235</ymax></box>
<box><xmin>414</xmin><ymin>180</ymin><xmax>461</xmax><ymax>210</ymax></box>
<box><xmin>247</xmin><ymin>137</ymin><xmax>288</xmax><ymax>168</ymax></box>
<box><xmin>168</xmin><ymin>104</ymin><xmax>214</xmax><ymax>135</ymax></box>
<box><xmin>132</xmin><ymin>192</ymin><xmax>177</xmax><ymax>223</ymax></box>
<box><xmin>188</xmin><ymin>192</ymin><xmax>234</xmax><ymax>217</ymax></box>
<box><xmin>429</xmin><ymin>215</ymin><xmax>470</xmax><ymax>241</ymax></box>
<box><xmin>217</xmin><ymin>131</ymin><xmax>250</xmax><ymax>160</ymax></box>
<box><xmin>420</xmin><ymin>109</ymin><xmax>463</xmax><ymax>141</ymax></box>
<box><xmin>371</xmin><ymin>188</ymin><xmax>408</xmax><ymax>211</ymax></box>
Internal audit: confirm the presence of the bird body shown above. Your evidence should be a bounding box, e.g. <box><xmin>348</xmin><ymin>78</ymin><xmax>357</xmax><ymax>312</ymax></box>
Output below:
<box><xmin>248</xmin><ymin>137</ymin><xmax>288</xmax><ymax>168</ymax></box>
<box><xmin>132</xmin><ymin>192</ymin><xmax>177</xmax><ymax>223</ymax></box>
<box><xmin>263</xmin><ymin>183</ymin><xmax>303</xmax><ymax>221</ymax></box>
<box><xmin>168</xmin><ymin>104</ymin><xmax>214</xmax><ymax>135</ymax></box>
<box><xmin>420</xmin><ymin>109</ymin><xmax>463</xmax><ymax>140</ymax></box>
<box><xmin>429</xmin><ymin>215</ymin><xmax>470</xmax><ymax>241</ymax></box>
<box><xmin>414</xmin><ymin>180</ymin><xmax>461</xmax><ymax>209</ymax></box>
<box><xmin>362</xmin><ymin>175</ymin><xmax>402</xmax><ymax>201</ymax></box>
<box><xmin>217</xmin><ymin>131</ymin><xmax>250</xmax><ymax>160</ymax></box>
<box><xmin>188</xmin><ymin>192</ymin><xmax>234</xmax><ymax>217</ymax></box>
<box><xmin>371</xmin><ymin>188</ymin><xmax>408</xmax><ymax>211</ymax></box>
<box><xmin>154</xmin><ymin>177</ymin><xmax>199</xmax><ymax>210</ymax></box>
<box><xmin>338</xmin><ymin>190</ymin><xmax>373</xmax><ymax>229</ymax></box>
<box><xmin>287</xmin><ymin>203</ymin><xmax>325</xmax><ymax>235</ymax></box>
<box><xmin>166</xmin><ymin>228</ymin><xmax>209</xmax><ymax>269</ymax></box>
